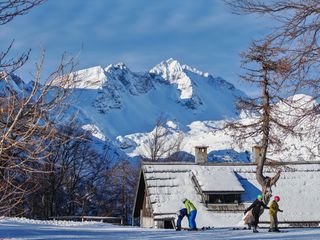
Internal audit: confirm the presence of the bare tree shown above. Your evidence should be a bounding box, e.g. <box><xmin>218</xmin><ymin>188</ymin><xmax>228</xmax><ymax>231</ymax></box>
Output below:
<box><xmin>23</xmin><ymin>121</ymin><xmax>117</xmax><ymax>219</ymax></box>
<box><xmin>225</xmin><ymin>40</ymin><xmax>306</xmax><ymax>198</ymax></box>
<box><xmin>108</xmin><ymin>160</ymin><xmax>139</xmax><ymax>224</ymax></box>
<box><xmin>225</xmin><ymin>0</ymin><xmax>320</xmax><ymax>97</ymax></box>
<box><xmin>0</xmin><ymin>0</ymin><xmax>86</xmax><ymax>216</ymax></box>
<box><xmin>143</xmin><ymin>116</ymin><xmax>184</xmax><ymax>161</ymax></box>
<box><xmin>0</xmin><ymin>52</ymin><xmax>76</xmax><ymax>215</ymax></box>
<box><xmin>224</xmin><ymin>0</ymin><xmax>320</xmax><ymax>198</ymax></box>
<box><xmin>40</xmin><ymin>124</ymin><xmax>92</xmax><ymax>218</ymax></box>
<box><xmin>0</xmin><ymin>0</ymin><xmax>45</xmax><ymax>73</ymax></box>
<box><xmin>0</xmin><ymin>0</ymin><xmax>45</xmax><ymax>25</ymax></box>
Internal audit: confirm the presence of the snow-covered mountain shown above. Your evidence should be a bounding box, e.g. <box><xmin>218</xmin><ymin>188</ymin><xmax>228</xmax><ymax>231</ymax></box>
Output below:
<box><xmin>68</xmin><ymin>58</ymin><xmax>246</xmax><ymax>139</ymax></box>
<box><xmin>4</xmin><ymin>58</ymin><xmax>319</xmax><ymax>163</ymax></box>
<box><xmin>55</xmin><ymin>58</ymin><xmax>320</xmax><ymax>163</ymax></box>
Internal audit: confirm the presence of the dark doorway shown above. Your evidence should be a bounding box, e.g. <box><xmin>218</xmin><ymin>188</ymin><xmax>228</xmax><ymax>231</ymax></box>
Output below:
<box><xmin>164</xmin><ymin>219</ymin><xmax>174</xmax><ymax>229</ymax></box>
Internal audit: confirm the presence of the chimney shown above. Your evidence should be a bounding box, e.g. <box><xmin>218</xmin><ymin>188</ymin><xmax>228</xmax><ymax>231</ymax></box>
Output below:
<box><xmin>195</xmin><ymin>146</ymin><xmax>208</xmax><ymax>164</ymax></box>
<box><xmin>252</xmin><ymin>146</ymin><xmax>264</xmax><ymax>163</ymax></box>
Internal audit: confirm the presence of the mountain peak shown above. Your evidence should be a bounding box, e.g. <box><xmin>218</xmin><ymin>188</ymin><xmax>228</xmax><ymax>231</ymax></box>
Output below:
<box><xmin>70</xmin><ymin>63</ymin><xmax>131</xmax><ymax>90</ymax></box>
<box><xmin>150</xmin><ymin>58</ymin><xmax>193</xmax><ymax>100</ymax></box>
<box><xmin>165</xmin><ymin>57</ymin><xmax>183</xmax><ymax>68</ymax></box>
<box><xmin>150</xmin><ymin>58</ymin><xmax>210</xmax><ymax>81</ymax></box>
<box><xmin>105</xmin><ymin>62</ymin><xmax>128</xmax><ymax>72</ymax></box>
<box><xmin>151</xmin><ymin>58</ymin><xmax>183</xmax><ymax>75</ymax></box>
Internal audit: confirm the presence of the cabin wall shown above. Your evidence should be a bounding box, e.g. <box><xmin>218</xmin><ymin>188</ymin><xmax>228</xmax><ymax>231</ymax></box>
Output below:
<box><xmin>141</xmin><ymin>214</ymin><xmax>154</xmax><ymax>228</ymax></box>
<box><xmin>140</xmin><ymin>188</ymin><xmax>154</xmax><ymax>228</ymax></box>
<box><xmin>142</xmin><ymin>189</ymin><xmax>152</xmax><ymax>217</ymax></box>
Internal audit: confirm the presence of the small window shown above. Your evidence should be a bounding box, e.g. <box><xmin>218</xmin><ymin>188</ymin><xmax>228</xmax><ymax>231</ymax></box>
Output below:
<box><xmin>208</xmin><ymin>194</ymin><xmax>240</xmax><ymax>204</ymax></box>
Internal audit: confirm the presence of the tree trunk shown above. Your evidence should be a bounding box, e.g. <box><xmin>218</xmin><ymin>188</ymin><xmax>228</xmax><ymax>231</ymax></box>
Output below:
<box><xmin>253</xmin><ymin>146</ymin><xmax>281</xmax><ymax>196</ymax></box>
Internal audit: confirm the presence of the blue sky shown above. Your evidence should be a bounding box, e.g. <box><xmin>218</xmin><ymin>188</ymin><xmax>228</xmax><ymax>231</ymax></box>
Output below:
<box><xmin>1</xmin><ymin>0</ymin><xmax>269</xmax><ymax>94</ymax></box>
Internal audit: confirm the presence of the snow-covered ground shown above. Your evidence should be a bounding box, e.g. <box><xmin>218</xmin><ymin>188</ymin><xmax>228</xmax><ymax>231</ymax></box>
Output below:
<box><xmin>0</xmin><ymin>218</ymin><xmax>319</xmax><ymax>240</ymax></box>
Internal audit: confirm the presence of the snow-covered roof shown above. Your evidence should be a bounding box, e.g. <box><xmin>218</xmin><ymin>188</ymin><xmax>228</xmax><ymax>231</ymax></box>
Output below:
<box><xmin>142</xmin><ymin>164</ymin><xmax>244</xmax><ymax>214</ymax></box>
<box><xmin>192</xmin><ymin>168</ymin><xmax>244</xmax><ymax>193</ymax></box>
<box><xmin>136</xmin><ymin>162</ymin><xmax>320</xmax><ymax>228</ymax></box>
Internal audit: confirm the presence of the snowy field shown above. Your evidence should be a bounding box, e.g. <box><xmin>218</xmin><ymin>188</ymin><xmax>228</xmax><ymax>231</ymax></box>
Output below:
<box><xmin>0</xmin><ymin>218</ymin><xmax>320</xmax><ymax>240</ymax></box>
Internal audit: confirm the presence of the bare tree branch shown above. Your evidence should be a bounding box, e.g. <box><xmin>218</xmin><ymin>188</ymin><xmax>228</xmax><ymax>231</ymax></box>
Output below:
<box><xmin>142</xmin><ymin>116</ymin><xmax>185</xmax><ymax>162</ymax></box>
<box><xmin>0</xmin><ymin>0</ymin><xmax>45</xmax><ymax>25</ymax></box>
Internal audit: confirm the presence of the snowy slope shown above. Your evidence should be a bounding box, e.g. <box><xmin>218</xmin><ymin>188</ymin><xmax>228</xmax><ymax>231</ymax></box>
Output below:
<box><xmin>0</xmin><ymin>217</ymin><xmax>319</xmax><ymax>239</ymax></box>
<box><xmin>123</xmin><ymin>94</ymin><xmax>320</xmax><ymax>163</ymax></box>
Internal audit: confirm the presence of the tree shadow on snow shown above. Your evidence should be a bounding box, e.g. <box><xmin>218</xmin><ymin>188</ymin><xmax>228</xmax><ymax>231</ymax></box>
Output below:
<box><xmin>234</xmin><ymin>172</ymin><xmax>262</xmax><ymax>202</ymax></box>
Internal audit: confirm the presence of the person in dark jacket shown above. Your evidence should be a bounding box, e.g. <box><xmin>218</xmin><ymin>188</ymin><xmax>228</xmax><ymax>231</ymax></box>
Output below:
<box><xmin>176</xmin><ymin>208</ymin><xmax>188</xmax><ymax>231</ymax></box>
<box><xmin>244</xmin><ymin>194</ymin><xmax>269</xmax><ymax>233</ymax></box>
